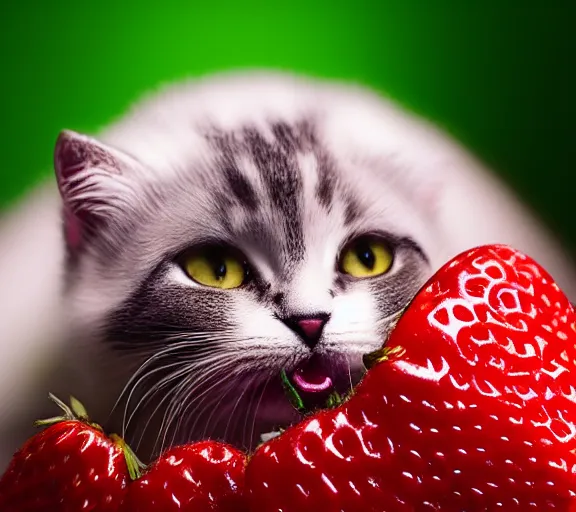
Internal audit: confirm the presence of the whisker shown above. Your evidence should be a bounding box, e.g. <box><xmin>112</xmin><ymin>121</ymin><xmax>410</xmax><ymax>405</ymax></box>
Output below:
<box><xmin>347</xmin><ymin>358</ymin><xmax>353</xmax><ymax>392</ymax></box>
<box><xmin>113</xmin><ymin>343</ymin><xmax>231</xmax><ymax>422</ymax></box>
<box><xmin>220</xmin><ymin>373</ymin><xmax>259</xmax><ymax>444</ymax></box>
<box><xmin>155</xmin><ymin>359</ymin><xmax>240</xmax><ymax>454</ymax></box>
<box><xmin>124</xmin><ymin>362</ymin><xmax>193</xmax><ymax>437</ymax></box>
<box><xmin>137</xmin><ymin>372</ymin><xmax>197</xmax><ymax>453</ymax></box>
<box><xmin>111</xmin><ymin>322</ymin><xmax>245</xmax><ymax>335</ymax></box>
<box><xmin>200</xmin><ymin>376</ymin><xmax>247</xmax><ymax>442</ymax></box>
<box><xmin>124</xmin><ymin>352</ymin><xmax>237</xmax><ymax>447</ymax></box>
<box><xmin>176</xmin><ymin>364</ymin><xmax>243</xmax><ymax>446</ymax></box>
<box><xmin>169</xmin><ymin>367</ymin><xmax>234</xmax><ymax>448</ymax></box>
<box><xmin>132</xmin><ymin>381</ymin><xmax>182</xmax><ymax>453</ymax></box>
<box><xmin>108</xmin><ymin>329</ymin><xmax>319</xmax><ymax>455</ymax></box>
<box><xmin>248</xmin><ymin>372</ymin><xmax>273</xmax><ymax>450</ymax></box>
<box><xmin>121</xmin><ymin>360</ymin><xmax>188</xmax><ymax>432</ymax></box>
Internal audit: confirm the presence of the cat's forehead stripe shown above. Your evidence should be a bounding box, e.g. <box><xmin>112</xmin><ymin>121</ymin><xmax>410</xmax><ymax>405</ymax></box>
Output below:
<box><xmin>204</xmin><ymin>121</ymin><xmax>341</xmax><ymax>264</ymax></box>
<box><xmin>242</xmin><ymin>124</ymin><xmax>305</xmax><ymax>261</ymax></box>
<box><xmin>315</xmin><ymin>151</ymin><xmax>336</xmax><ymax>208</ymax></box>
<box><xmin>222</xmin><ymin>162</ymin><xmax>260</xmax><ymax>212</ymax></box>
<box><xmin>344</xmin><ymin>193</ymin><xmax>362</xmax><ymax>226</ymax></box>
<box><xmin>209</xmin><ymin>132</ymin><xmax>260</xmax><ymax>212</ymax></box>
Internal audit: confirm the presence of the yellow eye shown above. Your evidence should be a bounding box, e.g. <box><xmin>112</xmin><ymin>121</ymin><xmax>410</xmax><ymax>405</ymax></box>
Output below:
<box><xmin>183</xmin><ymin>248</ymin><xmax>246</xmax><ymax>289</ymax></box>
<box><xmin>340</xmin><ymin>238</ymin><xmax>393</xmax><ymax>278</ymax></box>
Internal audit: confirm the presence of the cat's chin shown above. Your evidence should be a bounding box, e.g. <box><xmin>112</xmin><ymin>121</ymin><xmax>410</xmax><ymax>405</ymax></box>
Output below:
<box><xmin>123</xmin><ymin>353</ymin><xmax>364</xmax><ymax>459</ymax></box>
<box><xmin>188</xmin><ymin>377</ymin><xmax>304</xmax><ymax>450</ymax></box>
<box><xmin>208</xmin><ymin>353</ymin><xmax>365</xmax><ymax>450</ymax></box>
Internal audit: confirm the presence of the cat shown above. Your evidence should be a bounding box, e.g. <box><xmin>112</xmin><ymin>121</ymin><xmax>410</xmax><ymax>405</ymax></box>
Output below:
<box><xmin>1</xmin><ymin>70</ymin><xmax>575</xmax><ymax>470</ymax></box>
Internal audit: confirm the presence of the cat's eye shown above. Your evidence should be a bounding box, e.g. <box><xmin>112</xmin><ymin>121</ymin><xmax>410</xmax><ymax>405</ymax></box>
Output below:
<box><xmin>340</xmin><ymin>237</ymin><xmax>393</xmax><ymax>278</ymax></box>
<box><xmin>182</xmin><ymin>247</ymin><xmax>247</xmax><ymax>289</ymax></box>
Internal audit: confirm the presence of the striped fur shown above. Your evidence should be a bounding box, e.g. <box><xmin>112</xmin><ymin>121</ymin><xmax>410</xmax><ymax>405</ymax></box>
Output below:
<box><xmin>0</xmin><ymin>71</ymin><xmax>574</xmax><ymax>465</ymax></box>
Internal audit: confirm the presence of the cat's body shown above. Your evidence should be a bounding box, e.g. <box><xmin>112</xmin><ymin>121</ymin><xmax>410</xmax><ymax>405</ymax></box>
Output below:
<box><xmin>0</xmin><ymin>71</ymin><xmax>575</xmax><ymax>470</ymax></box>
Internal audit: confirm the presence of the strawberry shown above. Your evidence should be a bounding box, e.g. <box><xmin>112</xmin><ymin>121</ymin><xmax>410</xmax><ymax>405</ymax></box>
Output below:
<box><xmin>122</xmin><ymin>441</ymin><xmax>248</xmax><ymax>511</ymax></box>
<box><xmin>5</xmin><ymin>244</ymin><xmax>576</xmax><ymax>511</ymax></box>
<box><xmin>0</xmin><ymin>395</ymin><xmax>132</xmax><ymax>512</ymax></box>
<box><xmin>0</xmin><ymin>396</ymin><xmax>248</xmax><ymax>512</ymax></box>
<box><xmin>245</xmin><ymin>244</ymin><xmax>576</xmax><ymax>511</ymax></box>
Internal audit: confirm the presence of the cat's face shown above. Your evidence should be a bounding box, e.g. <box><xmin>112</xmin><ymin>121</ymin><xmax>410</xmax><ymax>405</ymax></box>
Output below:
<box><xmin>55</xmin><ymin>76</ymin><xmax>439</xmax><ymax>455</ymax></box>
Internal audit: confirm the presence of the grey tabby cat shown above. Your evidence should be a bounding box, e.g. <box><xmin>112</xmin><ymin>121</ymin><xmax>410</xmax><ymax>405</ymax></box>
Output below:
<box><xmin>0</xmin><ymin>71</ymin><xmax>574</xmax><ymax>469</ymax></box>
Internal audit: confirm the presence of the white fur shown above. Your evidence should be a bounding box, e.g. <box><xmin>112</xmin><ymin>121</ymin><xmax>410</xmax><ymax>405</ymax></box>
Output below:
<box><xmin>0</xmin><ymin>70</ymin><xmax>574</xmax><ymax>468</ymax></box>
<box><xmin>93</xmin><ymin>71</ymin><xmax>574</xmax><ymax>287</ymax></box>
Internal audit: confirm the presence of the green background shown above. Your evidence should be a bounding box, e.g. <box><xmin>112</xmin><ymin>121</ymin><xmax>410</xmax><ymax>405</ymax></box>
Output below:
<box><xmin>1</xmin><ymin>2</ymin><xmax>575</xmax><ymax>250</ymax></box>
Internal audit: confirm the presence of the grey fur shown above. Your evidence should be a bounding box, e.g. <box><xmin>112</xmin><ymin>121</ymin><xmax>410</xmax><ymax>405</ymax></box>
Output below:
<box><xmin>1</xmin><ymin>71</ymin><xmax>574</xmax><ymax>467</ymax></box>
<box><xmin>67</xmin><ymin>118</ymin><xmax>429</xmax><ymax>453</ymax></box>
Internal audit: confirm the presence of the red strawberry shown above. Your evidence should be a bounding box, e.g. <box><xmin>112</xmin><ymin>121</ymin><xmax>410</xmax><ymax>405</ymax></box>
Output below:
<box><xmin>0</xmin><ymin>395</ymin><xmax>130</xmax><ymax>512</ymax></box>
<box><xmin>122</xmin><ymin>441</ymin><xmax>248</xmax><ymax>511</ymax></box>
<box><xmin>0</xmin><ymin>396</ymin><xmax>248</xmax><ymax>512</ymax></box>
<box><xmin>245</xmin><ymin>244</ymin><xmax>576</xmax><ymax>511</ymax></box>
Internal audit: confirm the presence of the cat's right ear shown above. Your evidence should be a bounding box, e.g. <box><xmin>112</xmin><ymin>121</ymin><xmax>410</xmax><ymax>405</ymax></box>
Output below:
<box><xmin>54</xmin><ymin>130</ymin><xmax>140</xmax><ymax>250</ymax></box>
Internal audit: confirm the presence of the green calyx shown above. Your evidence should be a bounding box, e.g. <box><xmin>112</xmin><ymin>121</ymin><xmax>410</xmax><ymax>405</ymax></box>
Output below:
<box><xmin>35</xmin><ymin>393</ymin><xmax>146</xmax><ymax>481</ymax></box>
<box><xmin>280</xmin><ymin>369</ymin><xmax>305</xmax><ymax>412</ymax></box>
<box><xmin>325</xmin><ymin>390</ymin><xmax>343</xmax><ymax>409</ymax></box>
<box><xmin>362</xmin><ymin>344</ymin><xmax>406</xmax><ymax>370</ymax></box>
<box><xmin>34</xmin><ymin>393</ymin><xmax>102</xmax><ymax>431</ymax></box>
<box><xmin>110</xmin><ymin>434</ymin><xmax>147</xmax><ymax>480</ymax></box>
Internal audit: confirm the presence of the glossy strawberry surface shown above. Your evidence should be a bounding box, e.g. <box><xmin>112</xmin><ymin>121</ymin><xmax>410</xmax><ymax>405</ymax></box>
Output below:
<box><xmin>0</xmin><ymin>420</ymin><xmax>128</xmax><ymax>512</ymax></box>
<box><xmin>246</xmin><ymin>245</ymin><xmax>576</xmax><ymax>511</ymax></box>
<box><xmin>0</xmin><ymin>401</ymin><xmax>248</xmax><ymax>511</ymax></box>
<box><xmin>122</xmin><ymin>441</ymin><xmax>248</xmax><ymax>511</ymax></box>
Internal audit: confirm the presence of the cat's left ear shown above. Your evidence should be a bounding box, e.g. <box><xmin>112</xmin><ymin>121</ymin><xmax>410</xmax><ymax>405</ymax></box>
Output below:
<box><xmin>54</xmin><ymin>130</ymin><xmax>141</xmax><ymax>250</ymax></box>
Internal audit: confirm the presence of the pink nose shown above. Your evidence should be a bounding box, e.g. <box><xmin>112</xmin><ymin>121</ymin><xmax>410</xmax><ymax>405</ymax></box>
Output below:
<box><xmin>283</xmin><ymin>314</ymin><xmax>330</xmax><ymax>348</ymax></box>
<box><xmin>297</xmin><ymin>318</ymin><xmax>325</xmax><ymax>339</ymax></box>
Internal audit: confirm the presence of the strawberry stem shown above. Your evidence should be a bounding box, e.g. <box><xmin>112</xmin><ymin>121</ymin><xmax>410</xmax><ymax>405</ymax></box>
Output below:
<box><xmin>280</xmin><ymin>369</ymin><xmax>305</xmax><ymax>412</ymax></box>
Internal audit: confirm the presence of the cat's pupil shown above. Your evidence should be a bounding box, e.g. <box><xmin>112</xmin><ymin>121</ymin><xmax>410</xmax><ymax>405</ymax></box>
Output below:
<box><xmin>356</xmin><ymin>243</ymin><xmax>375</xmax><ymax>270</ymax></box>
<box><xmin>213</xmin><ymin>260</ymin><xmax>227</xmax><ymax>279</ymax></box>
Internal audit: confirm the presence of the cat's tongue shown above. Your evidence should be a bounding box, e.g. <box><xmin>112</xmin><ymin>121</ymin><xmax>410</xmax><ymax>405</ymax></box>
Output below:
<box><xmin>291</xmin><ymin>359</ymin><xmax>333</xmax><ymax>393</ymax></box>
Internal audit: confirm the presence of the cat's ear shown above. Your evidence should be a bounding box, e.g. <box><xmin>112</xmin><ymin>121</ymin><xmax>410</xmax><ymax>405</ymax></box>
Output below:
<box><xmin>54</xmin><ymin>130</ymin><xmax>140</xmax><ymax>250</ymax></box>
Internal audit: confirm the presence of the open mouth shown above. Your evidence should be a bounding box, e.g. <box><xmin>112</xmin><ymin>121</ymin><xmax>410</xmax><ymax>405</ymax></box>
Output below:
<box><xmin>256</xmin><ymin>354</ymin><xmax>359</xmax><ymax>443</ymax></box>
<box><xmin>292</xmin><ymin>356</ymin><xmax>334</xmax><ymax>393</ymax></box>
<box><xmin>283</xmin><ymin>353</ymin><xmax>359</xmax><ymax>412</ymax></box>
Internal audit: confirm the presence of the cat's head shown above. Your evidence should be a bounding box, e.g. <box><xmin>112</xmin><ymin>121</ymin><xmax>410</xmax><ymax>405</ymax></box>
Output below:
<box><xmin>55</xmin><ymin>72</ymin><xmax>444</xmax><ymax>454</ymax></box>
